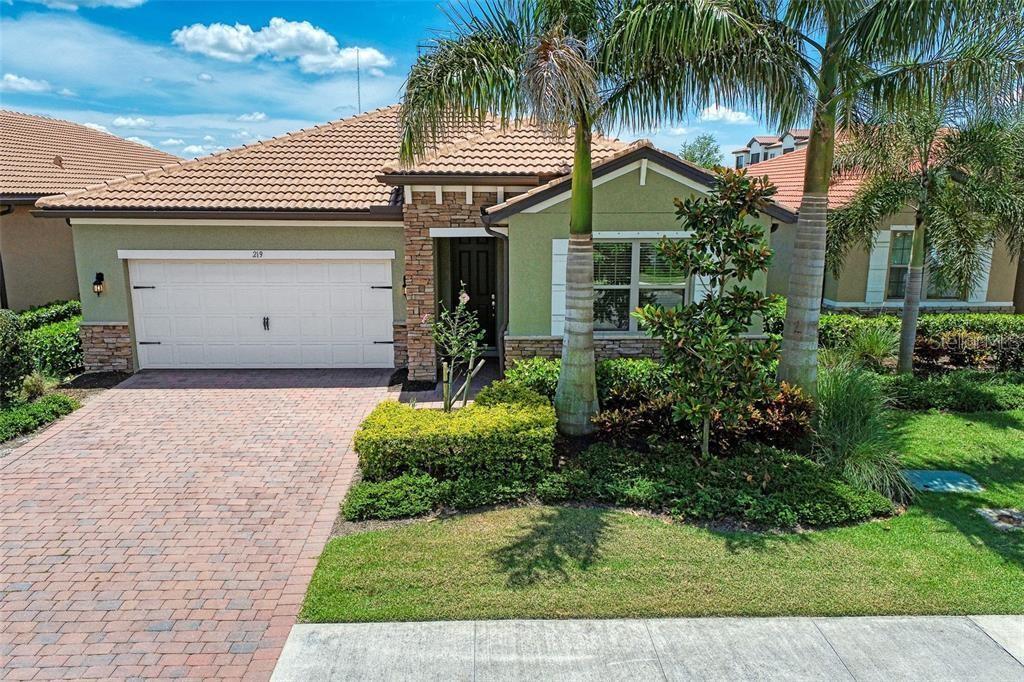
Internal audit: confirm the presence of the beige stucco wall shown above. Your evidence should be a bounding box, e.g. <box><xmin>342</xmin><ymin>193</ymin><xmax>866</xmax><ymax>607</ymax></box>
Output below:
<box><xmin>766</xmin><ymin>221</ymin><xmax>795</xmax><ymax>296</ymax></box>
<box><xmin>0</xmin><ymin>205</ymin><xmax>80</xmax><ymax>310</ymax></box>
<box><xmin>826</xmin><ymin>206</ymin><xmax>1018</xmax><ymax>306</ymax></box>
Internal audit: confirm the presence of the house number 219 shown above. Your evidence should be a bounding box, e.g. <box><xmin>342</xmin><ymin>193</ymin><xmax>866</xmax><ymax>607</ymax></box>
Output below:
<box><xmin>251</xmin><ymin>250</ymin><xmax>264</xmax><ymax>259</ymax></box>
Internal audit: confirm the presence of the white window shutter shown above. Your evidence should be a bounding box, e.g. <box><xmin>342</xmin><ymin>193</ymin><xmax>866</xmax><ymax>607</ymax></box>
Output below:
<box><xmin>865</xmin><ymin>229</ymin><xmax>893</xmax><ymax>304</ymax></box>
<box><xmin>691</xmin><ymin>274</ymin><xmax>712</xmax><ymax>302</ymax></box>
<box><xmin>551</xmin><ymin>239</ymin><xmax>568</xmax><ymax>336</ymax></box>
<box><xmin>968</xmin><ymin>243</ymin><xmax>994</xmax><ymax>302</ymax></box>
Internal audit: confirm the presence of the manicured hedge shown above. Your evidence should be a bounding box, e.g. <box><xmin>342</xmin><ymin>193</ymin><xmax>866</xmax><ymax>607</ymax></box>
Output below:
<box><xmin>354</xmin><ymin>400</ymin><xmax>556</xmax><ymax>483</ymax></box>
<box><xmin>0</xmin><ymin>309</ymin><xmax>31</xmax><ymax>405</ymax></box>
<box><xmin>0</xmin><ymin>393</ymin><xmax>80</xmax><ymax>442</ymax></box>
<box><xmin>504</xmin><ymin>357</ymin><xmax>674</xmax><ymax>408</ymax></box>
<box><xmin>18</xmin><ymin>300</ymin><xmax>82</xmax><ymax>331</ymax></box>
<box><xmin>24</xmin><ymin>317</ymin><xmax>83</xmax><ymax>378</ymax></box>
<box><xmin>342</xmin><ymin>473</ymin><xmax>441</xmax><ymax>520</ymax></box>
<box><xmin>880</xmin><ymin>371</ymin><xmax>1024</xmax><ymax>412</ymax></box>
<box><xmin>473</xmin><ymin>381</ymin><xmax>550</xmax><ymax>407</ymax></box>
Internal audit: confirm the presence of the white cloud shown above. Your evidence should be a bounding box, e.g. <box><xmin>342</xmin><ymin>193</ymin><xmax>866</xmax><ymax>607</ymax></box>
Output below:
<box><xmin>160</xmin><ymin>138</ymin><xmax>185</xmax><ymax>145</ymax></box>
<box><xmin>126</xmin><ymin>135</ymin><xmax>153</xmax><ymax>147</ymax></box>
<box><xmin>112</xmin><ymin>115</ymin><xmax>152</xmax><ymax>128</ymax></box>
<box><xmin>202</xmin><ymin>134</ymin><xmax>215</xmax><ymax>142</ymax></box>
<box><xmin>181</xmin><ymin>143</ymin><xmax>221</xmax><ymax>156</ymax></box>
<box><xmin>699</xmin><ymin>105</ymin><xmax>754</xmax><ymax>125</ymax></box>
<box><xmin>171</xmin><ymin>17</ymin><xmax>393</xmax><ymax>75</ymax></box>
<box><xmin>197</xmin><ymin>72</ymin><xmax>214</xmax><ymax>82</ymax></box>
<box><xmin>237</xmin><ymin>111</ymin><xmax>266</xmax><ymax>122</ymax></box>
<box><xmin>1</xmin><ymin>73</ymin><xmax>51</xmax><ymax>93</ymax></box>
<box><xmin>57</xmin><ymin>87</ymin><xmax>76</xmax><ymax>97</ymax></box>
<box><xmin>24</xmin><ymin>0</ymin><xmax>145</xmax><ymax>9</ymax></box>
<box><xmin>83</xmin><ymin>122</ymin><xmax>109</xmax><ymax>133</ymax></box>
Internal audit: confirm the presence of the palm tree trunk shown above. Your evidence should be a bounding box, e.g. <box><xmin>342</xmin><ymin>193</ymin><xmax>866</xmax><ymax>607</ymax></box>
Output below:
<box><xmin>898</xmin><ymin>218</ymin><xmax>926</xmax><ymax>374</ymax></box>
<box><xmin>778</xmin><ymin>83</ymin><xmax>837</xmax><ymax>396</ymax></box>
<box><xmin>554</xmin><ymin>122</ymin><xmax>599</xmax><ymax>436</ymax></box>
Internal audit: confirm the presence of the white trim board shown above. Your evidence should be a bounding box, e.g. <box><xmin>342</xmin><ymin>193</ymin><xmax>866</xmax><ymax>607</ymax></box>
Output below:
<box><xmin>73</xmin><ymin>218</ymin><xmax>403</xmax><ymax>228</ymax></box>
<box><xmin>428</xmin><ymin>227</ymin><xmax>507</xmax><ymax>238</ymax></box>
<box><xmin>522</xmin><ymin>160</ymin><xmax>711</xmax><ymax>214</ymax></box>
<box><xmin>117</xmin><ymin>250</ymin><xmax>396</xmax><ymax>260</ymax></box>
<box><xmin>823</xmin><ymin>298</ymin><xmax>1012</xmax><ymax>309</ymax></box>
<box><xmin>594</xmin><ymin>230</ymin><xmax>691</xmax><ymax>240</ymax></box>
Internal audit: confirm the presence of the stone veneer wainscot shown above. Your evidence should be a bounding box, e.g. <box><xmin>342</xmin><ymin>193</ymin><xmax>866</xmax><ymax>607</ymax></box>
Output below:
<box><xmin>80</xmin><ymin>323</ymin><xmax>134</xmax><ymax>373</ymax></box>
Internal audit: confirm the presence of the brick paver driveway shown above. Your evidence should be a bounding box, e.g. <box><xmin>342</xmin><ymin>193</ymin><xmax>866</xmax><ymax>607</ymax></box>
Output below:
<box><xmin>1</xmin><ymin>370</ymin><xmax>390</xmax><ymax>681</ymax></box>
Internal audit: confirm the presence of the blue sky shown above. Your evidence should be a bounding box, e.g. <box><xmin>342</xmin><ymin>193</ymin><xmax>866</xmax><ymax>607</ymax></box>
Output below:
<box><xmin>0</xmin><ymin>0</ymin><xmax>768</xmax><ymax>161</ymax></box>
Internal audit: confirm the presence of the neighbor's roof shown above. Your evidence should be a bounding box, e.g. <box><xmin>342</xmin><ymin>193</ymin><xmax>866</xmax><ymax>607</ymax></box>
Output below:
<box><xmin>746</xmin><ymin>146</ymin><xmax>861</xmax><ymax>209</ymax></box>
<box><xmin>38</xmin><ymin>106</ymin><xmax>628</xmax><ymax>214</ymax></box>
<box><xmin>1</xmin><ymin>110</ymin><xmax>179</xmax><ymax>199</ymax></box>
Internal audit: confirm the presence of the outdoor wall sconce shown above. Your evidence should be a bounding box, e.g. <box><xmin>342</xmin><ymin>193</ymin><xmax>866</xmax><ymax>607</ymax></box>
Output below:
<box><xmin>92</xmin><ymin>272</ymin><xmax>105</xmax><ymax>296</ymax></box>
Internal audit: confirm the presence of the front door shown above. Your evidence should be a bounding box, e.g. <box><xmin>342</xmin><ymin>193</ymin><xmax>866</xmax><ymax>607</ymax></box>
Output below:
<box><xmin>449</xmin><ymin>237</ymin><xmax>497</xmax><ymax>347</ymax></box>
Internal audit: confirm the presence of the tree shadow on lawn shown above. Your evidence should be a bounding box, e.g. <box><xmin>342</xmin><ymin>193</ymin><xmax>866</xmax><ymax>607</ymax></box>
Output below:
<box><xmin>890</xmin><ymin>411</ymin><xmax>1024</xmax><ymax>570</ymax></box>
<box><xmin>492</xmin><ymin>506</ymin><xmax>611</xmax><ymax>588</ymax></box>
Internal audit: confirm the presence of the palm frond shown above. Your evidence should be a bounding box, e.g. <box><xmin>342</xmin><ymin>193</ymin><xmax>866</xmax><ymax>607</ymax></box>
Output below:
<box><xmin>399</xmin><ymin>0</ymin><xmax>535</xmax><ymax>163</ymax></box>
<box><xmin>924</xmin><ymin>183</ymin><xmax>994</xmax><ymax>295</ymax></box>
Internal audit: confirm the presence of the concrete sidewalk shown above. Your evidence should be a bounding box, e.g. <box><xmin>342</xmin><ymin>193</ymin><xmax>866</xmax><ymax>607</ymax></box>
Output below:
<box><xmin>272</xmin><ymin>615</ymin><xmax>1023</xmax><ymax>681</ymax></box>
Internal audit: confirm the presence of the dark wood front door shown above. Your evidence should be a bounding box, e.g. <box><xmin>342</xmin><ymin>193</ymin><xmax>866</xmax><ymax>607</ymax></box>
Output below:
<box><xmin>450</xmin><ymin>237</ymin><xmax>497</xmax><ymax>347</ymax></box>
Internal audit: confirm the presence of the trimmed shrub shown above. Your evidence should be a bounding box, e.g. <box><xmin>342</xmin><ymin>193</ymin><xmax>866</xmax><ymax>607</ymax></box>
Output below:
<box><xmin>474</xmin><ymin>381</ymin><xmax>550</xmax><ymax>407</ymax></box>
<box><xmin>566</xmin><ymin>443</ymin><xmax>893</xmax><ymax>528</ymax></box>
<box><xmin>18</xmin><ymin>300</ymin><xmax>82</xmax><ymax>331</ymax></box>
<box><xmin>762</xmin><ymin>295</ymin><xmax>786</xmax><ymax>336</ymax></box>
<box><xmin>881</xmin><ymin>371</ymin><xmax>1024</xmax><ymax>412</ymax></box>
<box><xmin>25</xmin><ymin>317</ymin><xmax>83</xmax><ymax>378</ymax></box>
<box><xmin>0</xmin><ymin>393</ymin><xmax>80</xmax><ymax>442</ymax></box>
<box><xmin>505</xmin><ymin>357</ymin><xmax>675</xmax><ymax>410</ymax></box>
<box><xmin>342</xmin><ymin>474</ymin><xmax>440</xmax><ymax>520</ymax></box>
<box><xmin>818</xmin><ymin>314</ymin><xmax>900</xmax><ymax>349</ymax></box>
<box><xmin>504</xmin><ymin>357</ymin><xmax>560</xmax><ymax>399</ymax></box>
<box><xmin>595</xmin><ymin>358</ymin><xmax>674</xmax><ymax>410</ymax></box>
<box><xmin>0</xmin><ymin>309</ymin><xmax>31</xmax><ymax>405</ymax></box>
<box><xmin>437</xmin><ymin>477</ymin><xmax>531</xmax><ymax>510</ymax></box>
<box><xmin>354</xmin><ymin>400</ymin><xmax>556</xmax><ymax>483</ymax></box>
<box><xmin>992</xmin><ymin>334</ymin><xmax>1024</xmax><ymax>371</ymax></box>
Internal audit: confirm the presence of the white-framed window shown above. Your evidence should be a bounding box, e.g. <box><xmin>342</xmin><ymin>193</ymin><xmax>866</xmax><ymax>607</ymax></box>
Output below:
<box><xmin>593</xmin><ymin>241</ymin><xmax>688</xmax><ymax>332</ymax></box>
<box><xmin>886</xmin><ymin>229</ymin><xmax>962</xmax><ymax>300</ymax></box>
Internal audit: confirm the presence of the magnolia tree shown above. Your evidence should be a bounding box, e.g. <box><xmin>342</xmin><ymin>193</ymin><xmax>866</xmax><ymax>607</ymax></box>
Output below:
<box><xmin>634</xmin><ymin>169</ymin><xmax>778</xmax><ymax>458</ymax></box>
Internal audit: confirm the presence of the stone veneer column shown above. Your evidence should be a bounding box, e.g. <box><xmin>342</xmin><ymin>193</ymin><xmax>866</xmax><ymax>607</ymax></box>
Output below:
<box><xmin>402</xmin><ymin>189</ymin><xmax>499</xmax><ymax>382</ymax></box>
<box><xmin>80</xmin><ymin>323</ymin><xmax>134</xmax><ymax>373</ymax></box>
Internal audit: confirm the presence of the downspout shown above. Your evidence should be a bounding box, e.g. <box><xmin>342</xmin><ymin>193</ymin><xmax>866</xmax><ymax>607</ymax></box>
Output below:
<box><xmin>0</xmin><ymin>204</ymin><xmax>11</xmax><ymax>309</ymax></box>
<box><xmin>482</xmin><ymin>217</ymin><xmax>509</xmax><ymax>376</ymax></box>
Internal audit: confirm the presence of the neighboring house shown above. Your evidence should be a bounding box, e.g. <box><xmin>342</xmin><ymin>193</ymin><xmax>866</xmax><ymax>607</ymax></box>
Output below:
<box><xmin>733</xmin><ymin>129</ymin><xmax>810</xmax><ymax>168</ymax></box>
<box><xmin>0</xmin><ymin>110</ymin><xmax>179</xmax><ymax>311</ymax></box>
<box><xmin>35</xmin><ymin>106</ymin><xmax>796</xmax><ymax>379</ymax></box>
<box><xmin>748</xmin><ymin>146</ymin><xmax>1019</xmax><ymax>312</ymax></box>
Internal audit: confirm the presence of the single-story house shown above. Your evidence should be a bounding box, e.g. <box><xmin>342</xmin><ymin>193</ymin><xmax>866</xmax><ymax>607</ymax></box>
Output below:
<box><xmin>34</xmin><ymin>106</ymin><xmax>1017</xmax><ymax>381</ymax></box>
<box><xmin>0</xmin><ymin>110</ymin><xmax>179</xmax><ymax>310</ymax></box>
<box><xmin>747</xmin><ymin>148</ymin><xmax>1020</xmax><ymax>313</ymax></box>
<box><xmin>35</xmin><ymin>106</ymin><xmax>795</xmax><ymax>379</ymax></box>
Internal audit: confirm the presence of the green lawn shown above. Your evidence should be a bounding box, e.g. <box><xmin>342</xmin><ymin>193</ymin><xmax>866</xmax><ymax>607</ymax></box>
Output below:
<box><xmin>301</xmin><ymin>410</ymin><xmax>1024</xmax><ymax>623</ymax></box>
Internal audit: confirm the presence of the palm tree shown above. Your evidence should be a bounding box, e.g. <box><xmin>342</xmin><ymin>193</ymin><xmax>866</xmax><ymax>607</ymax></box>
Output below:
<box><xmin>612</xmin><ymin>0</ymin><xmax>1024</xmax><ymax>394</ymax></box>
<box><xmin>828</xmin><ymin>103</ymin><xmax>1024</xmax><ymax>372</ymax></box>
<box><xmin>398</xmin><ymin>0</ymin><xmax>802</xmax><ymax>435</ymax></box>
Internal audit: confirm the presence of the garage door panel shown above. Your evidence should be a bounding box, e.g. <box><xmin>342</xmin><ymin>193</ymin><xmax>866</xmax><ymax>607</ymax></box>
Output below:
<box><xmin>129</xmin><ymin>258</ymin><xmax>394</xmax><ymax>369</ymax></box>
<box><xmin>359</xmin><ymin>261</ymin><xmax>390</xmax><ymax>283</ymax></box>
<box><xmin>328</xmin><ymin>263</ymin><xmax>360</xmax><ymax>283</ymax></box>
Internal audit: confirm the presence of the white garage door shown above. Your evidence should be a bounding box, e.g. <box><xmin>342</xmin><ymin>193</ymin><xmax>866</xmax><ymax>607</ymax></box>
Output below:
<box><xmin>127</xmin><ymin>256</ymin><xmax>395</xmax><ymax>369</ymax></box>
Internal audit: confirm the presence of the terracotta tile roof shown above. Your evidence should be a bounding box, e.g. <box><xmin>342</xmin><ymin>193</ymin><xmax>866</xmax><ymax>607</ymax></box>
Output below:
<box><xmin>39</xmin><ymin>106</ymin><xmax>628</xmax><ymax>213</ymax></box>
<box><xmin>1</xmin><ymin>110</ymin><xmax>179</xmax><ymax>198</ymax></box>
<box><xmin>746</xmin><ymin>146</ymin><xmax>862</xmax><ymax>210</ymax></box>
<box><xmin>751</xmin><ymin>135</ymin><xmax>781</xmax><ymax>144</ymax></box>
<box><xmin>788</xmin><ymin>128</ymin><xmax>811</xmax><ymax>139</ymax></box>
<box><xmin>382</xmin><ymin>124</ymin><xmax>627</xmax><ymax>176</ymax></box>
